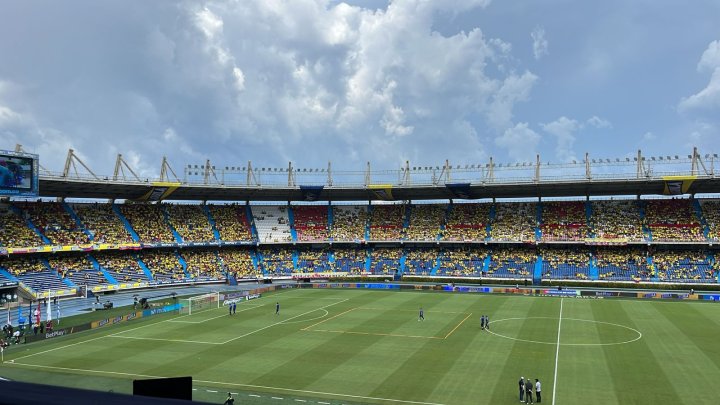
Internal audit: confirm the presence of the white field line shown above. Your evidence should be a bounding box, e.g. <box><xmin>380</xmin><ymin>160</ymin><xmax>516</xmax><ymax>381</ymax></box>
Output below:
<box><xmin>108</xmin><ymin>335</ymin><xmax>221</xmax><ymax>345</ymax></box>
<box><xmin>301</xmin><ymin>307</ymin><xmax>356</xmax><ymax>331</ymax></box>
<box><xmin>552</xmin><ymin>298</ymin><xmax>564</xmax><ymax>405</ymax></box>
<box><xmin>6</xmin><ymin>361</ymin><xmax>447</xmax><ymax>405</ymax></box>
<box><xmin>220</xmin><ymin>299</ymin><xmax>348</xmax><ymax>344</ymax></box>
<box><xmin>168</xmin><ymin>304</ymin><xmax>263</xmax><ymax>324</ymax></box>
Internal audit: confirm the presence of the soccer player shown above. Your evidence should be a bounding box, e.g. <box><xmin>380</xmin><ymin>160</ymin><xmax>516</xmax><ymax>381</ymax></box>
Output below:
<box><xmin>276</xmin><ymin>302</ymin><xmax>280</xmax><ymax>315</ymax></box>
<box><xmin>228</xmin><ymin>302</ymin><xmax>232</xmax><ymax>315</ymax></box>
<box><xmin>480</xmin><ymin>315</ymin><xmax>485</xmax><ymax>330</ymax></box>
<box><xmin>418</xmin><ymin>307</ymin><xmax>424</xmax><ymax>321</ymax></box>
<box><xmin>485</xmin><ymin>315</ymin><xmax>490</xmax><ymax>330</ymax></box>
<box><xmin>224</xmin><ymin>392</ymin><xmax>235</xmax><ymax>405</ymax></box>
<box><xmin>232</xmin><ymin>302</ymin><xmax>236</xmax><ymax>315</ymax></box>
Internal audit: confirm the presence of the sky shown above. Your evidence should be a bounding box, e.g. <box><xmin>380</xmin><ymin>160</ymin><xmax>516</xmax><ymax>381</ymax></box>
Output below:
<box><xmin>1</xmin><ymin>0</ymin><xmax>720</xmax><ymax>181</ymax></box>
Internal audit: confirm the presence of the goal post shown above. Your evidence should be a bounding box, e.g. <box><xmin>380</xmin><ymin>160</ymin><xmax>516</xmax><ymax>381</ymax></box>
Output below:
<box><xmin>179</xmin><ymin>292</ymin><xmax>220</xmax><ymax>315</ymax></box>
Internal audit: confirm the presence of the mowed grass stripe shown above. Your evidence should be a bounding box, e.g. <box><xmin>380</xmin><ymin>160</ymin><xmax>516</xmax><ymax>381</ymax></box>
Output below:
<box><xmin>596</xmin><ymin>300</ymin><xmax>683</xmax><ymax>404</ymax></box>
<box><xmin>247</xmin><ymin>292</ymin><xmax>430</xmax><ymax>400</ymax></box>
<box><xmin>631</xmin><ymin>302</ymin><xmax>720</xmax><ymax>403</ymax></box>
<box><xmin>488</xmin><ymin>297</ymin><xmax>558</xmax><ymax>404</ymax></box>
<box><xmin>364</xmin><ymin>292</ymin><xmax>473</xmax><ymax>403</ymax></box>
<box><xmin>559</xmin><ymin>299</ymin><xmax>621</xmax><ymax>404</ymax></box>
<box><xmin>654</xmin><ymin>302</ymin><xmax>720</xmax><ymax>371</ymax></box>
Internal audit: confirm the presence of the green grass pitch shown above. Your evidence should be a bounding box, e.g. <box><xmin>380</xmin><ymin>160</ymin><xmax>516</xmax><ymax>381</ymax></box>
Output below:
<box><xmin>2</xmin><ymin>288</ymin><xmax>720</xmax><ymax>404</ymax></box>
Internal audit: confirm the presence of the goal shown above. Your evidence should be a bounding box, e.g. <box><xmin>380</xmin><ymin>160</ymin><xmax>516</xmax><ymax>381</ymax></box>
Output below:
<box><xmin>179</xmin><ymin>292</ymin><xmax>220</xmax><ymax>315</ymax></box>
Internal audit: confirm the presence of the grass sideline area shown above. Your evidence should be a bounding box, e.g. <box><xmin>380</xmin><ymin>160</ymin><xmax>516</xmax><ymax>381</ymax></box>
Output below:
<box><xmin>1</xmin><ymin>287</ymin><xmax>719</xmax><ymax>404</ymax></box>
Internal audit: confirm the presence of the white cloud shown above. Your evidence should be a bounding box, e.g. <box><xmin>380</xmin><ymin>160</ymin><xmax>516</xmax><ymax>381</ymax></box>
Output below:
<box><xmin>679</xmin><ymin>40</ymin><xmax>720</xmax><ymax>113</ymax></box>
<box><xmin>531</xmin><ymin>26</ymin><xmax>548</xmax><ymax>60</ymax></box>
<box><xmin>587</xmin><ymin>115</ymin><xmax>612</xmax><ymax>129</ymax></box>
<box><xmin>541</xmin><ymin>116</ymin><xmax>581</xmax><ymax>162</ymax></box>
<box><xmin>495</xmin><ymin>122</ymin><xmax>540</xmax><ymax>162</ymax></box>
<box><xmin>642</xmin><ymin>131</ymin><xmax>656</xmax><ymax>141</ymax></box>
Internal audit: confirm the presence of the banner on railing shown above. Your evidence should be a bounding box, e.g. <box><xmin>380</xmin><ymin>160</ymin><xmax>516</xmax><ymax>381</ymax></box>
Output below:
<box><xmin>662</xmin><ymin>175</ymin><xmax>696</xmax><ymax>195</ymax></box>
<box><xmin>367</xmin><ymin>184</ymin><xmax>394</xmax><ymax>200</ymax></box>
<box><xmin>445</xmin><ymin>183</ymin><xmax>474</xmax><ymax>199</ymax></box>
<box><xmin>300</xmin><ymin>185</ymin><xmax>324</xmax><ymax>201</ymax></box>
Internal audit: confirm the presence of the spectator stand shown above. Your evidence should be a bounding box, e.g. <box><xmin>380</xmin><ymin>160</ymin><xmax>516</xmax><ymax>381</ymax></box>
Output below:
<box><xmin>369</xmin><ymin>247</ymin><xmax>402</xmax><ymax>275</ymax></box>
<box><xmin>296</xmin><ymin>247</ymin><xmax>332</xmax><ymax>273</ymax></box>
<box><xmin>595</xmin><ymin>247</ymin><xmax>651</xmax><ymax>282</ymax></box>
<box><xmin>251</xmin><ymin>205</ymin><xmax>292</xmax><ymax>243</ymax></box>
<box><xmin>487</xmin><ymin>246</ymin><xmax>536</xmax><ymax>280</ymax></box>
<box><xmin>61</xmin><ymin>202</ymin><xmax>94</xmax><ymax>241</ymax></box>
<box><xmin>653</xmin><ymin>249</ymin><xmax>716</xmax><ymax>283</ymax></box>
<box><xmin>201</xmin><ymin>205</ymin><xmax>222</xmax><ymax>241</ymax></box>
<box><xmin>644</xmin><ymin>199</ymin><xmax>705</xmax><ymax>242</ymax></box>
<box><xmin>0</xmin><ymin>202</ymin><xmax>46</xmax><ymax>248</ymax></box>
<box><xmin>540</xmin><ymin>247</ymin><xmax>591</xmax><ymax>280</ymax></box>
<box><xmin>403</xmin><ymin>247</ymin><xmax>439</xmax><ymax>276</ymax></box>
<box><xmin>111</xmin><ymin>204</ymin><xmax>141</xmax><ymax>242</ymax></box>
<box><xmin>442</xmin><ymin>203</ymin><xmax>489</xmax><ymax>242</ymax></box>
<box><xmin>701</xmin><ymin>200</ymin><xmax>720</xmax><ymax>242</ymax></box>
<box><xmin>435</xmin><ymin>246</ymin><xmax>487</xmax><ymax>277</ymax></box>
<box><xmin>257</xmin><ymin>247</ymin><xmax>295</xmax><ymax>276</ymax></box>
<box><xmin>73</xmin><ymin>203</ymin><xmax>134</xmax><ymax>244</ymax></box>
<box><xmin>540</xmin><ymin>201</ymin><xmax>589</xmax><ymax>242</ymax></box>
<box><xmin>332</xmin><ymin>248</ymin><xmax>367</xmax><ymax>273</ymax></box>
<box><xmin>160</xmin><ymin>205</ymin><xmax>185</xmax><ymax>243</ymax></box>
<box><xmin>292</xmin><ymin>205</ymin><xmax>329</xmax><ymax>242</ymax></box>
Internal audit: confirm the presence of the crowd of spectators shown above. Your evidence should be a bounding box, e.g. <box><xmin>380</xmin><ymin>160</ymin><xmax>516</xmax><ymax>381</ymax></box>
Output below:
<box><xmin>370</xmin><ymin>247</ymin><xmax>402</xmax><ymax>275</ymax></box>
<box><xmin>644</xmin><ymin>199</ymin><xmax>705</xmax><ymax>242</ymax></box>
<box><xmin>165</xmin><ymin>205</ymin><xmax>216</xmax><ymax>243</ymax></box>
<box><xmin>293</xmin><ymin>206</ymin><xmax>329</xmax><ymax>241</ymax></box>
<box><xmin>404</xmin><ymin>248</ymin><xmax>437</xmax><ymax>275</ymax></box>
<box><xmin>329</xmin><ymin>206</ymin><xmax>367</xmax><ymax>241</ymax></box>
<box><xmin>596</xmin><ymin>248</ymin><xmax>651</xmax><ymax>281</ymax></box>
<box><xmin>18</xmin><ymin>202</ymin><xmax>89</xmax><ymax>246</ymax></box>
<box><xmin>258</xmin><ymin>248</ymin><xmax>295</xmax><ymax>274</ymax></box>
<box><xmin>296</xmin><ymin>248</ymin><xmax>332</xmax><ymax>272</ymax></box>
<box><xmin>653</xmin><ymin>250</ymin><xmax>716</xmax><ymax>283</ymax></box>
<box><xmin>701</xmin><ymin>200</ymin><xmax>720</xmax><ymax>241</ymax></box>
<box><xmin>120</xmin><ymin>204</ymin><xmax>176</xmax><ymax>244</ymax></box>
<box><xmin>73</xmin><ymin>203</ymin><xmax>134</xmax><ymax>244</ymax></box>
<box><xmin>218</xmin><ymin>249</ymin><xmax>257</xmax><ymax>278</ymax></box>
<box><xmin>541</xmin><ymin>201</ymin><xmax>589</xmax><ymax>241</ymax></box>
<box><xmin>209</xmin><ymin>205</ymin><xmax>254</xmax><ymax>242</ymax></box>
<box><xmin>589</xmin><ymin>200</ymin><xmax>645</xmax><ymax>241</ymax></box>
<box><xmin>488</xmin><ymin>247</ymin><xmax>535</xmax><ymax>278</ymax></box>
<box><xmin>443</xmin><ymin>203</ymin><xmax>489</xmax><ymax>241</ymax></box>
<box><xmin>541</xmin><ymin>247</ymin><xmax>591</xmax><ymax>279</ymax></box>
<box><xmin>0</xmin><ymin>206</ymin><xmax>44</xmax><ymax>247</ymax></box>
<box><xmin>369</xmin><ymin>205</ymin><xmax>406</xmax><ymax>241</ymax></box>
<box><xmin>491</xmin><ymin>203</ymin><xmax>537</xmax><ymax>242</ymax></box>
<box><xmin>94</xmin><ymin>251</ymin><xmax>148</xmax><ymax>283</ymax></box>
<box><xmin>181</xmin><ymin>250</ymin><xmax>223</xmax><ymax>280</ymax></box>
<box><xmin>332</xmin><ymin>248</ymin><xmax>367</xmax><ymax>273</ymax></box>
<box><xmin>436</xmin><ymin>247</ymin><xmax>487</xmax><ymax>276</ymax></box>
<box><xmin>0</xmin><ymin>255</ymin><xmax>48</xmax><ymax>275</ymax></box>
<box><xmin>405</xmin><ymin>205</ymin><xmax>445</xmax><ymax>241</ymax></box>
<box><xmin>140</xmin><ymin>250</ymin><xmax>186</xmax><ymax>282</ymax></box>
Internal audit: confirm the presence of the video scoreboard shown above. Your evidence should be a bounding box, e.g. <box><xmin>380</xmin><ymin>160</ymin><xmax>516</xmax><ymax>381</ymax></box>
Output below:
<box><xmin>0</xmin><ymin>149</ymin><xmax>39</xmax><ymax>197</ymax></box>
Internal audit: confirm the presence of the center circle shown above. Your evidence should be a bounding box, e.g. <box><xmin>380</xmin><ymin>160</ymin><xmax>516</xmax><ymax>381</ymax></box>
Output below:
<box><xmin>486</xmin><ymin>317</ymin><xmax>642</xmax><ymax>346</ymax></box>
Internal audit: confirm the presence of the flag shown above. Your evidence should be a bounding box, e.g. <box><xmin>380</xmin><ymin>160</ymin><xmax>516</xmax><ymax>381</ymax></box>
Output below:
<box><xmin>47</xmin><ymin>299</ymin><xmax>52</xmax><ymax>322</ymax></box>
<box><xmin>34</xmin><ymin>305</ymin><xmax>40</xmax><ymax>326</ymax></box>
<box><xmin>5</xmin><ymin>308</ymin><xmax>9</xmax><ymax>326</ymax></box>
<box><xmin>56</xmin><ymin>301</ymin><xmax>61</xmax><ymax>325</ymax></box>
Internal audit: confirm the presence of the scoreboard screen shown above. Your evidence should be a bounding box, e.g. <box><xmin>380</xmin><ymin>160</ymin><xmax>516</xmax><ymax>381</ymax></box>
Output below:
<box><xmin>0</xmin><ymin>149</ymin><xmax>39</xmax><ymax>197</ymax></box>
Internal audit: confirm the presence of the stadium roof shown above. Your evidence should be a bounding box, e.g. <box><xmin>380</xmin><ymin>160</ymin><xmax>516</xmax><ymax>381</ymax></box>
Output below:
<box><xmin>39</xmin><ymin>175</ymin><xmax>720</xmax><ymax>202</ymax></box>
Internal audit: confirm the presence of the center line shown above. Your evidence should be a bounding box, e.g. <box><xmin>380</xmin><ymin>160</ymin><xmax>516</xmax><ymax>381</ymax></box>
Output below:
<box><xmin>551</xmin><ymin>298</ymin><xmax>563</xmax><ymax>405</ymax></box>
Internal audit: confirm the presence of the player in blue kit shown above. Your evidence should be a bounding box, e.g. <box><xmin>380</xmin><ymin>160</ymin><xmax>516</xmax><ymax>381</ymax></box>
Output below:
<box><xmin>418</xmin><ymin>307</ymin><xmax>424</xmax><ymax>321</ymax></box>
<box><xmin>276</xmin><ymin>302</ymin><xmax>280</xmax><ymax>315</ymax></box>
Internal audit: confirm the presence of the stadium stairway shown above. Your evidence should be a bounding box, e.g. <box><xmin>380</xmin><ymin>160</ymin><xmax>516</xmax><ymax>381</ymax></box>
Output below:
<box><xmin>11</xmin><ymin>203</ymin><xmax>51</xmax><ymax>244</ymax></box>
<box><xmin>0</xmin><ymin>267</ymin><xmax>20</xmax><ymax>283</ymax></box>
<box><xmin>364</xmin><ymin>248</ymin><xmax>372</xmax><ymax>273</ymax></box>
<box><xmin>287</xmin><ymin>205</ymin><xmax>298</xmax><ymax>241</ymax></box>
<box><xmin>202</xmin><ymin>205</ymin><xmax>222</xmax><ymax>241</ymax></box>
<box><xmin>589</xmin><ymin>256</ymin><xmax>599</xmax><ymax>280</ymax></box>
<box><xmin>112</xmin><ymin>204</ymin><xmax>140</xmax><ymax>242</ymax></box>
<box><xmin>638</xmin><ymin>201</ymin><xmax>652</xmax><ymax>241</ymax></box>
<box><xmin>487</xmin><ymin>203</ymin><xmax>496</xmax><ymax>240</ymax></box>
<box><xmin>62</xmin><ymin>202</ymin><xmax>93</xmax><ymax>241</ymax></box>
<box><xmin>327</xmin><ymin>205</ymin><xmax>334</xmax><ymax>238</ymax></box>
<box><xmin>430</xmin><ymin>252</ymin><xmax>442</xmax><ymax>276</ymax></box>
<box><xmin>482</xmin><ymin>254</ymin><xmax>491</xmax><ymax>273</ymax></box>
<box><xmin>693</xmin><ymin>199</ymin><xmax>711</xmax><ymax>239</ymax></box>
<box><xmin>162</xmin><ymin>207</ymin><xmax>184</xmax><ymax>243</ymax></box>
<box><xmin>403</xmin><ymin>204</ymin><xmax>411</xmax><ymax>238</ymax></box>
<box><xmin>585</xmin><ymin>201</ymin><xmax>594</xmax><ymax>237</ymax></box>
<box><xmin>534</xmin><ymin>255</ymin><xmax>543</xmax><ymax>285</ymax></box>
<box><xmin>292</xmin><ymin>249</ymin><xmax>299</xmax><ymax>271</ymax></box>
<box><xmin>439</xmin><ymin>204</ymin><xmax>452</xmax><ymax>240</ymax></box>
<box><xmin>88</xmin><ymin>254</ymin><xmax>118</xmax><ymax>285</ymax></box>
<box><xmin>364</xmin><ymin>205</ymin><xmax>372</xmax><ymax>241</ymax></box>
<box><xmin>647</xmin><ymin>256</ymin><xmax>658</xmax><ymax>282</ymax></box>
<box><xmin>245</xmin><ymin>205</ymin><xmax>259</xmax><ymax>240</ymax></box>
<box><xmin>398</xmin><ymin>251</ymin><xmax>407</xmax><ymax>275</ymax></box>
<box><xmin>175</xmin><ymin>252</ymin><xmax>190</xmax><ymax>278</ymax></box>
<box><xmin>60</xmin><ymin>270</ymin><xmax>79</xmax><ymax>289</ymax></box>
<box><xmin>328</xmin><ymin>250</ymin><xmax>336</xmax><ymax>266</ymax></box>
<box><xmin>135</xmin><ymin>255</ymin><xmax>155</xmax><ymax>281</ymax></box>
<box><xmin>535</xmin><ymin>202</ymin><xmax>542</xmax><ymax>241</ymax></box>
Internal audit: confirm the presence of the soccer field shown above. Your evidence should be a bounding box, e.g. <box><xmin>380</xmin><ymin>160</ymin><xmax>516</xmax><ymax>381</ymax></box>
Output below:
<box><xmin>2</xmin><ymin>288</ymin><xmax>720</xmax><ymax>404</ymax></box>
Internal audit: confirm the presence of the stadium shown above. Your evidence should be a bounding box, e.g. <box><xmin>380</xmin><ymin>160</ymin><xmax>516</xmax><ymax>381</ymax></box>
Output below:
<box><xmin>1</xmin><ymin>144</ymin><xmax>720</xmax><ymax>404</ymax></box>
<box><xmin>3</xmin><ymin>1</ymin><xmax>720</xmax><ymax>404</ymax></box>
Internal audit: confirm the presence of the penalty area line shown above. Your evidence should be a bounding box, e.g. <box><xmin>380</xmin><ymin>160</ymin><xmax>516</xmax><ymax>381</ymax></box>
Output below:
<box><xmin>552</xmin><ymin>298</ymin><xmax>563</xmax><ymax>405</ymax></box>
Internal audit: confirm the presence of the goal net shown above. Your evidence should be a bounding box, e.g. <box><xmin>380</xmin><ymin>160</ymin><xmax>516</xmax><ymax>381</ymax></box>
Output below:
<box><xmin>179</xmin><ymin>292</ymin><xmax>220</xmax><ymax>315</ymax></box>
